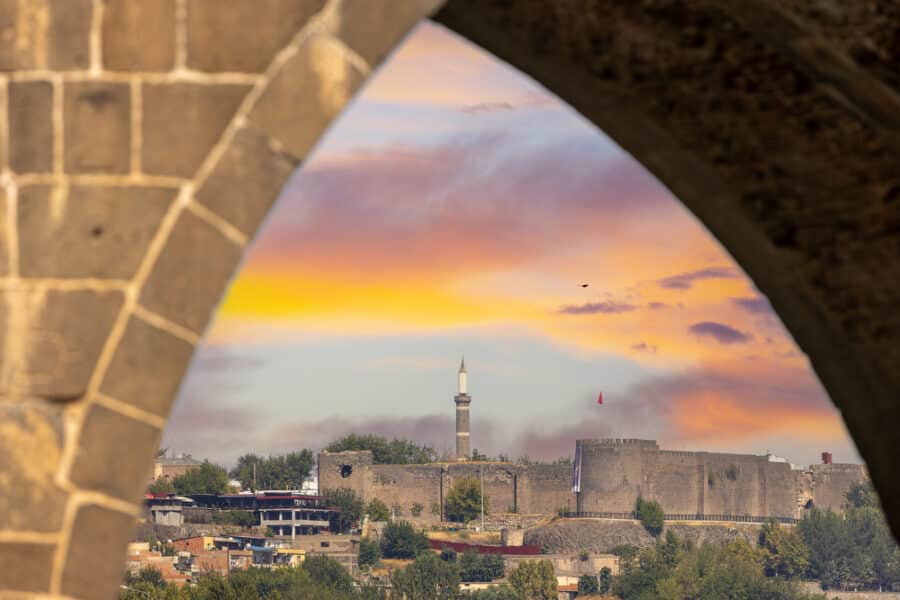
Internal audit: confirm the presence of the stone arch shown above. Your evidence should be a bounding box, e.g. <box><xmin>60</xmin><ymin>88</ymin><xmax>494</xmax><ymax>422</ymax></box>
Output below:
<box><xmin>0</xmin><ymin>0</ymin><xmax>897</xmax><ymax>597</ymax></box>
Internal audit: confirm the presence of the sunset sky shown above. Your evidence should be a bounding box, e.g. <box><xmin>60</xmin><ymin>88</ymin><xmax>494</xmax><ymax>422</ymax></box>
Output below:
<box><xmin>161</xmin><ymin>21</ymin><xmax>859</xmax><ymax>468</ymax></box>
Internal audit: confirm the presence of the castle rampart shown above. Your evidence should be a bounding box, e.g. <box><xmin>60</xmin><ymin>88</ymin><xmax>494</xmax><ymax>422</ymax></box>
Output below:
<box><xmin>317</xmin><ymin>439</ymin><xmax>866</xmax><ymax>524</ymax></box>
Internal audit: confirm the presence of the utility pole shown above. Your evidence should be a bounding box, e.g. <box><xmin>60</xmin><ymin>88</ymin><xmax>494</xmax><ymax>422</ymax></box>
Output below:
<box><xmin>480</xmin><ymin>467</ymin><xmax>485</xmax><ymax>532</ymax></box>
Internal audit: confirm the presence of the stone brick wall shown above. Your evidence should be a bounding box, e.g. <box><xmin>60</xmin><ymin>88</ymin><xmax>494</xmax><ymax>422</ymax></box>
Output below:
<box><xmin>809</xmin><ymin>464</ymin><xmax>869</xmax><ymax>512</ymax></box>
<box><xmin>2</xmin><ymin>0</ymin><xmax>900</xmax><ymax>597</ymax></box>
<box><xmin>0</xmin><ymin>2</ymin><xmax>441</xmax><ymax>598</ymax></box>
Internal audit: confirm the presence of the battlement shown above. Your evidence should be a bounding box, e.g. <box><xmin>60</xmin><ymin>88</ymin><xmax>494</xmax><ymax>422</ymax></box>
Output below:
<box><xmin>576</xmin><ymin>438</ymin><xmax>659</xmax><ymax>449</ymax></box>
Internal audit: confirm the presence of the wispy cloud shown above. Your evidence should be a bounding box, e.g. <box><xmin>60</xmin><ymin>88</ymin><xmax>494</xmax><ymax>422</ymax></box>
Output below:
<box><xmin>731</xmin><ymin>296</ymin><xmax>773</xmax><ymax>315</ymax></box>
<box><xmin>689</xmin><ymin>321</ymin><xmax>753</xmax><ymax>345</ymax></box>
<box><xmin>557</xmin><ymin>301</ymin><xmax>637</xmax><ymax>315</ymax></box>
<box><xmin>657</xmin><ymin>267</ymin><xmax>739</xmax><ymax>290</ymax></box>
<box><xmin>631</xmin><ymin>341</ymin><xmax>658</xmax><ymax>354</ymax></box>
<box><xmin>461</xmin><ymin>101</ymin><xmax>516</xmax><ymax>114</ymax></box>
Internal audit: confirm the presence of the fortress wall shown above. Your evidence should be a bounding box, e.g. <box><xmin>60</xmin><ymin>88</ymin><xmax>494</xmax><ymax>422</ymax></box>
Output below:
<box><xmin>518</xmin><ymin>464</ymin><xmax>574</xmax><ymax>514</ymax></box>
<box><xmin>645</xmin><ymin>451</ymin><xmax>702</xmax><ymax>514</ymax></box>
<box><xmin>366</xmin><ymin>464</ymin><xmax>444</xmax><ymax>522</ymax></box>
<box><xmin>700</xmin><ymin>453</ymin><xmax>765</xmax><ymax>516</ymax></box>
<box><xmin>446</xmin><ymin>463</ymin><xmax>517</xmax><ymax>518</ymax></box>
<box><xmin>810</xmin><ymin>464</ymin><xmax>868</xmax><ymax>511</ymax></box>
<box><xmin>762</xmin><ymin>462</ymin><xmax>798</xmax><ymax>518</ymax></box>
<box><xmin>318</xmin><ymin>450</ymin><xmax>373</xmax><ymax>499</ymax></box>
<box><xmin>577</xmin><ymin>440</ymin><xmax>654</xmax><ymax>512</ymax></box>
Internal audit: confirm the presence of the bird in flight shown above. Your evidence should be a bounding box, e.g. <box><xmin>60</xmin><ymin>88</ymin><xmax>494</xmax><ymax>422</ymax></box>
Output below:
<box><xmin>580</xmin><ymin>283</ymin><xmax>589</xmax><ymax>288</ymax></box>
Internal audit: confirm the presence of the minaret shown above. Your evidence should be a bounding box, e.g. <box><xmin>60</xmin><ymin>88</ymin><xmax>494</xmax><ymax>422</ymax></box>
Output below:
<box><xmin>454</xmin><ymin>357</ymin><xmax>471</xmax><ymax>461</ymax></box>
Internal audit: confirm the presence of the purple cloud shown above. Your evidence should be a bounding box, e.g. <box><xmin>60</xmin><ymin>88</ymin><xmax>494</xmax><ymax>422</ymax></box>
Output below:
<box><xmin>557</xmin><ymin>301</ymin><xmax>637</xmax><ymax>315</ymax></box>
<box><xmin>647</xmin><ymin>302</ymin><xmax>667</xmax><ymax>310</ymax></box>
<box><xmin>731</xmin><ymin>296</ymin><xmax>773</xmax><ymax>315</ymax></box>
<box><xmin>689</xmin><ymin>321</ymin><xmax>753</xmax><ymax>345</ymax></box>
<box><xmin>461</xmin><ymin>101</ymin><xmax>516</xmax><ymax>114</ymax></box>
<box><xmin>631</xmin><ymin>341</ymin><xmax>658</xmax><ymax>354</ymax></box>
<box><xmin>657</xmin><ymin>267</ymin><xmax>739</xmax><ymax>290</ymax></box>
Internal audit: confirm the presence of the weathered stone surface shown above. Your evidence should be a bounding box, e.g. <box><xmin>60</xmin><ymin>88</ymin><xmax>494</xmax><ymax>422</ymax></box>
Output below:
<box><xmin>0</xmin><ymin>404</ymin><xmax>67</xmax><ymax>533</ymax></box>
<box><xmin>435</xmin><ymin>0</ymin><xmax>900</xmax><ymax>537</ymax></box>
<box><xmin>195</xmin><ymin>126</ymin><xmax>298</xmax><ymax>235</ymax></box>
<box><xmin>103</xmin><ymin>0</ymin><xmax>176</xmax><ymax>72</ymax></box>
<box><xmin>69</xmin><ymin>404</ymin><xmax>160</xmax><ymax>501</ymax></box>
<box><xmin>18</xmin><ymin>289</ymin><xmax>123</xmax><ymax>401</ymax></box>
<box><xmin>0</xmin><ymin>188</ymin><xmax>7</xmax><ymax>277</ymax></box>
<box><xmin>141</xmin><ymin>82</ymin><xmax>250</xmax><ymax>177</ymax></box>
<box><xmin>64</xmin><ymin>82</ymin><xmax>131</xmax><ymax>174</ymax></box>
<box><xmin>100</xmin><ymin>316</ymin><xmax>194</xmax><ymax>418</ymax></box>
<box><xmin>140</xmin><ymin>210</ymin><xmax>243</xmax><ymax>333</ymax></box>
<box><xmin>8</xmin><ymin>81</ymin><xmax>53</xmax><ymax>173</ymax></box>
<box><xmin>0</xmin><ymin>542</ymin><xmax>54</xmax><ymax>592</ymax></box>
<box><xmin>248</xmin><ymin>35</ymin><xmax>365</xmax><ymax>159</ymax></box>
<box><xmin>186</xmin><ymin>0</ymin><xmax>327</xmax><ymax>73</ymax></box>
<box><xmin>0</xmin><ymin>0</ymin><xmax>92</xmax><ymax>70</ymax></box>
<box><xmin>326</xmin><ymin>0</ymin><xmax>441</xmax><ymax>66</ymax></box>
<box><xmin>18</xmin><ymin>185</ymin><xmax>175</xmax><ymax>279</ymax></box>
<box><xmin>61</xmin><ymin>504</ymin><xmax>137</xmax><ymax>600</ymax></box>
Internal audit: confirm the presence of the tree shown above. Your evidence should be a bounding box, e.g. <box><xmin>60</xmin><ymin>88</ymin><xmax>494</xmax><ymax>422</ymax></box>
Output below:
<box><xmin>358</xmin><ymin>537</ymin><xmax>382</xmax><ymax>569</ymax></box>
<box><xmin>599</xmin><ymin>566</ymin><xmax>612</xmax><ymax>594</ymax></box>
<box><xmin>147</xmin><ymin>478</ymin><xmax>175</xmax><ymax>495</ymax></box>
<box><xmin>323</xmin><ymin>487</ymin><xmax>364</xmax><ymax>534</ymax></box>
<box><xmin>172</xmin><ymin>461</ymin><xmax>229</xmax><ymax>495</ymax></box>
<box><xmin>366</xmin><ymin>498</ymin><xmax>390</xmax><ymax>522</ymax></box>
<box><xmin>636</xmin><ymin>497</ymin><xmax>664</xmax><ymax>537</ymax></box>
<box><xmin>381</xmin><ymin>520</ymin><xmax>429</xmax><ymax>559</ymax></box>
<box><xmin>411</xmin><ymin>502</ymin><xmax>424</xmax><ymax>517</ymax></box>
<box><xmin>326</xmin><ymin>434</ymin><xmax>436</xmax><ymax>464</ymax></box>
<box><xmin>230</xmin><ymin>450</ymin><xmax>315</xmax><ymax>491</ymax></box>
<box><xmin>303</xmin><ymin>554</ymin><xmax>354</xmax><ymax>593</ymax></box>
<box><xmin>470</xmin><ymin>449</ymin><xmax>489</xmax><ymax>461</ymax></box>
<box><xmin>390</xmin><ymin>551</ymin><xmax>460</xmax><ymax>600</ymax></box>
<box><xmin>445</xmin><ymin>477</ymin><xmax>486</xmax><ymax>523</ymax></box>
<box><xmin>577</xmin><ymin>574</ymin><xmax>599</xmax><ymax>595</ymax></box>
<box><xmin>460</xmin><ymin>585</ymin><xmax>518</xmax><ymax>599</ymax></box>
<box><xmin>458</xmin><ymin>551</ymin><xmax>505</xmax><ymax>582</ymax></box>
<box><xmin>508</xmin><ymin>560</ymin><xmax>556</xmax><ymax>600</ymax></box>
<box><xmin>660</xmin><ymin>530</ymin><xmax>680</xmax><ymax>567</ymax></box>
<box><xmin>759</xmin><ymin>519</ymin><xmax>810</xmax><ymax>579</ymax></box>
<box><xmin>845</xmin><ymin>481</ymin><xmax>879</xmax><ymax>510</ymax></box>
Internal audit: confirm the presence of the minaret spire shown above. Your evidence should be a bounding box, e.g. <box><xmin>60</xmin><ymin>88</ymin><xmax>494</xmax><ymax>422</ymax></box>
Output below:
<box><xmin>454</xmin><ymin>357</ymin><xmax>471</xmax><ymax>460</ymax></box>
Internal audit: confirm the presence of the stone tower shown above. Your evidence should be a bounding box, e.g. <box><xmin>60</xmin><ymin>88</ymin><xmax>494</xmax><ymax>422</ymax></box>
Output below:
<box><xmin>455</xmin><ymin>357</ymin><xmax>471</xmax><ymax>461</ymax></box>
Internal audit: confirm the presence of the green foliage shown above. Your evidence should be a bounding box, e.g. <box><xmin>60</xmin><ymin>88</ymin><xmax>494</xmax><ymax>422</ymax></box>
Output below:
<box><xmin>210</xmin><ymin>510</ymin><xmax>256</xmax><ymax>528</ymax></box>
<box><xmin>264</xmin><ymin>527</ymin><xmax>274</xmax><ymax>538</ymax></box>
<box><xmin>578</xmin><ymin>573</ymin><xmax>599</xmax><ymax>595</ymax></box>
<box><xmin>470</xmin><ymin>448</ymin><xmax>490</xmax><ymax>461</ymax></box>
<box><xmin>612</xmin><ymin>539</ymin><xmax>820</xmax><ymax>600</ymax></box>
<box><xmin>431</xmin><ymin>503</ymin><xmax>441</xmax><ymax>516</ymax></box>
<box><xmin>445</xmin><ymin>477</ymin><xmax>487</xmax><ymax>523</ymax></box>
<box><xmin>458</xmin><ymin>551</ymin><xmax>505</xmax><ymax>582</ymax></box>
<box><xmin>125</xmin><ymin>567</ymin><xmax>167</xmax><ymax>589</ymax></box>
<box><xmin>324</xmin><ymin>487</ymin><xmax>364</xmax><ymax>533</ymax></box>
<box><xmin>845</xmin><ymin>481</ymin><xmax>879</xmax><ymax>510</ymax></box>
<box><xmin>508</xmin><ymin>560</ymin><xmax>557</xmax><ymax>600</ymax></box>
<box><xmin>120</xmin><ymin>564</ymin><xmax>378</xmax><ymax>600</ymax></box>
<box><xmin>760</xmin><ymin>519</ymin><xmax>810</xmax><ymax>578</ymax></box>
<box><xmin>358</xmin><ymin>537</ymin><xmax>382</xmax><ymax>569</ymax></box>
<box><xmin>303</xmin><ymin>554</ymin><xmax>354</xmax><ymax>593</ymax></box>
<box><xmin>799</xmin><ymin>505</ymin><xmax>900</xmax><ymax>591</ymax></box>
<box><xmin>440</xmin><ymin>547</ymin><xmax>457</xmax><ymax>562</ymax></box>
<box><xmin>610</xmin><ymin>544</ymin><xmax>640</xmax><ymax>570</ymax></box>
<box><xmin>599</xmin><ymin>566</ymin><xmax>612</xmax><ymax>594</ymax></box>
<box><xmin>636</xmin><ymin>496</ymin><xmax>665</xmax><ymax>537</ymax></box>
<box><xmin>147</xmin><ymin>478</ymin><xmax>176</xmax><ymax>495</ymax></box>
<box><xmin>366</xmin><ymin>498</ymin><xmax>390</xmax><ymax>522</ymax></box>
<box><xmin>171</xmin><ymin>461</ymin><xmax>229</xmax><ymax>495</ymax></box>
<box><xmin>390</xmin><ymin>551</ymin><xmax>460</xmax><ymax>600</ymax></box>
<box><xmin>411</xmin><ymin>502</ymin><xmax>424</xmax><ymax>517</ymax></box>
<box><xmin>326</xmin><ymin>434</ymin><xmax>436</xmax><ymax>464</ymax></box>
<box><xmin>460</xmin><ymin>584</ymin><xmax>518</xmax><ymax>599</ymax></box>
<box><xmin>381</xmin><ymin>520</ymin><xmax>430</xmax><ymax>559</ymax></box>
<box><xmin>229</xmin><ymin>451</ymin><xmax>315</xmax><ymax>491</ymax></box>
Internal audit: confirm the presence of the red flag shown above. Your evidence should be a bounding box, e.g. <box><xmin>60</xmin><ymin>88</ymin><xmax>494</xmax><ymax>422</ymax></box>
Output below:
<box><xmin>597</xmin><ymin>392</ymin><xmax>603</xmax><ymax>405</ymax></box>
